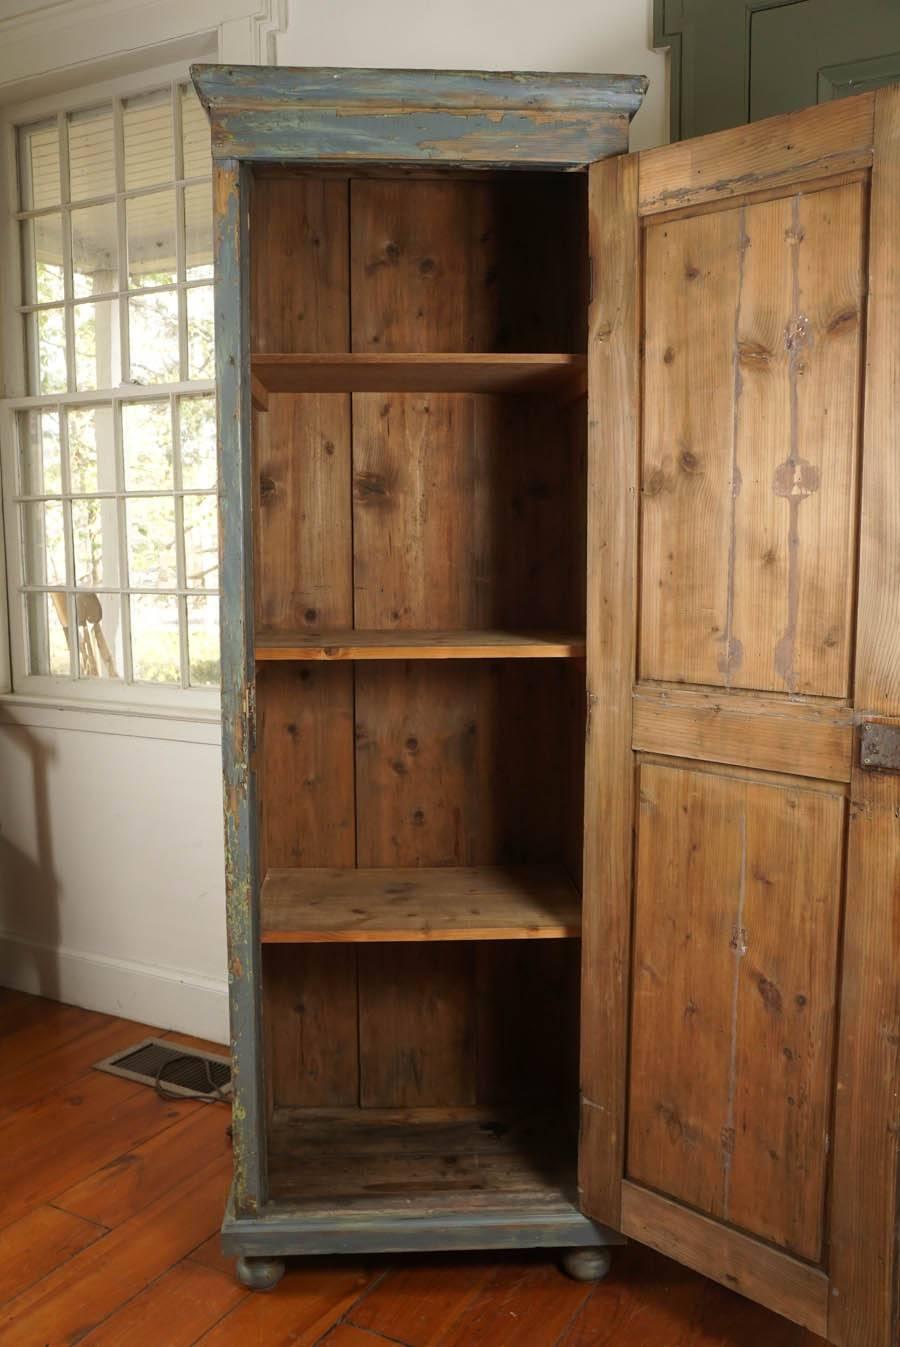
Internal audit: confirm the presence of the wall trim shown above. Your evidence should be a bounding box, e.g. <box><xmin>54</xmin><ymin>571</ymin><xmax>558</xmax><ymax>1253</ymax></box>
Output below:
<box><xmin>0</xmin><ymin>929</ymin><xmax>229</xmax><ymax>1042</ymax></box>
<box><xmin>0</xmin><ymin>0</ymin><xmax>290</xmax><ymax>100</ymax></box>
<box><xmin>0</xmin><ymin>694</ymin><xmax>221</xmax><ymax>743</ymax></box>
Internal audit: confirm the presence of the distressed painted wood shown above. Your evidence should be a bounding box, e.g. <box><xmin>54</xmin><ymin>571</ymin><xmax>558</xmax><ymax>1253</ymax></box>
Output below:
<box><xmin>828</xmin><ymin>82</ymin><xmax>900</xmax><ymax>1347</ymax></box>
<box><xmin>260</xmin><ymin>865</ymin><xmax>581</xmax><ymax>942</ymax></box>
<box><xmin>192</xmin><ymin>64</ymin><xmax>646</xmax><ymax>168</ymax></box>
<box><xmin>620</xmin><ymin>1182</ymin><xmax>829</xmax><ymax>1335</ymax></box>
<box><xmin>214</xmin><ymin>157</ymin><xmax>265</xmax><ymax>1218</ymax></box>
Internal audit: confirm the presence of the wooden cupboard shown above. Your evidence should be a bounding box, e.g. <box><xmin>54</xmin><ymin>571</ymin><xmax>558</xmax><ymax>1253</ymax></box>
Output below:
<box><xmin>194</xmin><ymin>64</ymin><xmax>900</xmax><ymax>1346</ymax></box>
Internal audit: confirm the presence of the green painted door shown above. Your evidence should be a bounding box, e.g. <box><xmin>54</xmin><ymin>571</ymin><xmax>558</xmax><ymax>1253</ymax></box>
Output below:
<box><xmin>656</xmin><ymin>0</ymin><xmax>900</xmax><ymax>139</ymax></box>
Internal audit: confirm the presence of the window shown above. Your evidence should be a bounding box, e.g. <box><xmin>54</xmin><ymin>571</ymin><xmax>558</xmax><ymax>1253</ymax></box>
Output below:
<box><xmin>1</xmin><ymin>74</ymin><xmax>219</xmax><ymax>702</ymax></box>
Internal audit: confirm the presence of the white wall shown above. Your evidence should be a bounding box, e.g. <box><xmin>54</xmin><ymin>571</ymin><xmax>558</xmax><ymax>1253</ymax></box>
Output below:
<box><xmin>0</xmin><ymin>0</ymin><xmax>667</xmax><ymax>1043</ymax></box>
<box><xmin>279</xmin><ymin>0</ymin><xmax>667</xmax><ymax>151</ymax></box>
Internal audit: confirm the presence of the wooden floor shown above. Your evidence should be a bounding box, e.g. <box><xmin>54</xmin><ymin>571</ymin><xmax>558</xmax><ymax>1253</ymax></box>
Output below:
<box><xmin>0</xmin><ymin>988</ymin><xmax>826</xmax><ymax>1347</ymax></box>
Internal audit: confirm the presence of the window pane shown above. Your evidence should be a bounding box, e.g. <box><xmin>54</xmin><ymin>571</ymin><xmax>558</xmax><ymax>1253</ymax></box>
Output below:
<box><xmin>73</xmin><ymin>497</ymin><xmax>119</xmax><ymax>587</ymax></box>
<box><xmin>183</xmin><ymin>493</ymin><xmax>218</xmax><ymax>589</ymax></box>
<box><xmin>122</xmin><ymin>399</ymin><xmax>172</xmax><ymax>490</ymax></box>
<box><xmin>68</xmin><ymin>105</ymin><xmax>115</xmax><ymax>201</ymax></box>
<box><xmin>74</xmin><ymin>591</ymin><xmax>122</xmax><ymax>678</ymax></box>
<box><xmin>22</xmin><ymin>214</ymin><xmax>64</xmax><ymax>305</ymax></box>
<box><xmin>180</xmin><ymin>85</ymin><xmax>210</xmax><ymax>179</ymax></box>
<box><xmin>72</xmin><ymin>203</ymin><xmax>118</xmax><ymax>297</ymax></box>
<box><xmin>19</xmin><ymin>120</ymin><xmax>61</xmax><ymax>210</ymax></box>
<box><xmin>178</xmin><ymin>394</ymin><xmax>216</xmax><ymax>489</ymax></box>
<box><xmin>26</xmin><ymin>592</ymin><xmax>71</xmax><ymax>676</ymax></box>
<box><xmin>187</xmin><ymin>285</ymin><xmax>214</xmax><ymax>379</ymax></box>
<box><xmin>187</xmin><ymin>594</ymin><xmax>219</xmax><ymax>685</ymax></box>
<box><xmin>123</xmin><ymin>90</ymin><xmax>173</xmax><ymax>190</ymax></box>
<box><xmin>127</xmin><ymin>190</ymin><xmax>176</xmax><ymax>287</ymax></box>
<box><xmin>74</xmin><ymin>299</ymin><xmax>119</xmax><ymax>391</ymax></box>
<box><xmin>184</xmin><ymin>183</ymin><xmax>212</xmax><ymax>280</ymax></box>
<box><xmin>68</xmin><ymin>405</ymin><xmax>111</xmax><ymax>493</ymax></box>
<box><xmin>130</xmin><ymin>592</ymin><xmax>180</xmax><ymax>683</ymax></box>
<box><xmin>33</xmin><ymin>307</ymin><xmax>67</xmax><ymax>394</ymax></box>
<box><xmin>128</xmin><ymin>291</ymin><xmax>179</xmax><ymax>384</ymax></box>
<box><xmin>21</xmin><ymin>500</ymin><xmax>66</xmax><ymax>585</ymax></box>
<box><xmin>19</xmin><ymin>410</ymin><xmax>62</xmax><ymax>496</ymax></box>
<box><xmin>126</xmin><ymin>495</ymin><xmax>176</xmax><ymax>587</ymax></box>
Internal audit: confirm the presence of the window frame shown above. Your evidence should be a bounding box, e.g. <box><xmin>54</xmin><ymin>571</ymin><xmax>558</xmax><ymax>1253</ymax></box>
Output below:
<box><xmin>0</xmin><ymin>58</ymin><xmax>220</xmax><ymax>714</ymax></box>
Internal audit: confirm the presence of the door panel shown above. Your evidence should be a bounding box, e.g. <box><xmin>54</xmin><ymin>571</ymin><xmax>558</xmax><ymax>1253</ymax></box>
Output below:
<box><xmin>629</xmin><ymin>760</ymin><xmax>844</xmax><ymax>1260</ymax></box>
<box><xmin>640</xmin><ymin>182</ymin><xmax>865</xmax><ymax>695</ymax></box>
<box><xmin>581</xmin><ymin>85</ymin><xmax>900</xmax><ymax>1346</ymax></box>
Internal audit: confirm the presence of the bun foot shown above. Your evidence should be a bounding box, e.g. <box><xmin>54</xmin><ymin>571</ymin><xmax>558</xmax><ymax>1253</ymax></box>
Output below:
<box><xmin>236</xmin><ymin>1255</ymin><xmax>285</xmax><ymax>1290</ymax></box>
<box><xmin>561</xmin><ymin>1246</ymin><xmax>612</xmax><ymax>1282</ymax></box>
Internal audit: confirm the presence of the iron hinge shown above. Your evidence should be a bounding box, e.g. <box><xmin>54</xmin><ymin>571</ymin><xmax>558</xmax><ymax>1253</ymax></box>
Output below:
<box><xmin>859</xmin><ymin>721</ymin><xmax>900</xmax><ymax>773</ymax></box>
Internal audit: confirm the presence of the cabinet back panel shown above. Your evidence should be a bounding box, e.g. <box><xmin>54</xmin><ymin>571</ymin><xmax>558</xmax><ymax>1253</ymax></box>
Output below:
<box><xmin>252</xmin><ymin>170</ymin><xmax>586</xmax><ymax>1114</ymax></box>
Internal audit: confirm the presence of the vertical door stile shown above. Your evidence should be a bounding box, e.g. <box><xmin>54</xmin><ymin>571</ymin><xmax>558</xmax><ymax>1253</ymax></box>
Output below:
<box><xmin>579</xmin><ymin>152</ymin><xmax>641</xmax><ymax>1228</ymax></box>
<box><xmin>829</xmin><ymin>80</ymin><xmax>900</xmax><ymax>1347</ymax></box>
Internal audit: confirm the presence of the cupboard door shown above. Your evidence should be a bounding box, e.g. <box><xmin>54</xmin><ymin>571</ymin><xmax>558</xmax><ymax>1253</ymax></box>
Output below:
<box><xmin>580</xmin><ymin>85</ymin><xmax>900</xmax><ymax>1346</ymax></box>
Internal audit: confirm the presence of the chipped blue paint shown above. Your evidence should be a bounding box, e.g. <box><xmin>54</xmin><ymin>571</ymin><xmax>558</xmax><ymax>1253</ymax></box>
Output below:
<box><xmin>220</xmin><ymin>1182</ymin><xmax>626</xmax><ymax>1257</ymax></box>
<box><xmin>214</xmin><ymin>157</ymin><xmax>265</xmax><ymax>1219</ymax></box>
<box><xmin>192</xmin><ymin>64</ymin><xmax>647</xmax><ymax>169</ymax></box>
<box><xmin>206</xmin><ymin>108</ymin><xmax>631</xmax><ymax>167</ymax></box>
<box><xmin>193</xmin><ymin>63</ymin><xmax>648</xmax><ymax>115</ymax></box>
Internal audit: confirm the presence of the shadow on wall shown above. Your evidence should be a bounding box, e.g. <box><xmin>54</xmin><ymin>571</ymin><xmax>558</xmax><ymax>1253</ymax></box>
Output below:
<box><xmin>0</xmin><ymin>724</ymin><xmax>61</xmax><ymax>1002</ymax></box>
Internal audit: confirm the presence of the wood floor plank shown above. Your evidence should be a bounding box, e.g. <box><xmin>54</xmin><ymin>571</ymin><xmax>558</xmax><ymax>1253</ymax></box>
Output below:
<box><xmin>433</xmin><ymin>1261</ymin><xmax>592</xmax><ymax>1347</ymax></box>
<box><xmin>0</xmin><ymin>1156</ymin><xmax>230</xmax><ymax>1346</ymax></box>
<box><xmin>319</xmin><ymin>1326</ymin><xmax>402</xmax><ymax>1347</ymax></box>
<box><xmin>54</xmin><ymin>1102</ymin><xmax>231</xmax><ymax>1227</ymax></box>
<box><xmin>187</xmin><ymin>1232</ymin><xmax>234</xmax><ymax>1278</ymax></box>
<box><xmin>2</xmin><ymin>1016</ymin><xmax>157</xmax><ymax>1113</ymax></box>
<box><xmin>76</xmin><ymin>1260</ymin><xmax>245</xmax><ymax>1346</ymax></box>
<box><xmin>347</xmin><ymin>1256</ymin><xmax>497</xmax><ymax>1345</ymax></box>
<box><xmin>0</xmin><ymin>1072</ymin><xmax>194</xmax><ymax>1230</ymax></box>
<box><xmin>193</xmin><ymin>1263</ymin><xmax>378</xmax><ymax>1346</ymax></box>
<box><xmin>557</xmin><ymin>1242</ymin><xmax>825</xmax><ymax>1346</ymax></box>
<box><xmin>0</xmin><ymin>1001</ymin><xmax>108</xmax><ymax>1073</ymax></box>
<box><xmin>0</xmin><ymin>1205</ymin><xmax>105</xmax><ymax>1307</ymax></box>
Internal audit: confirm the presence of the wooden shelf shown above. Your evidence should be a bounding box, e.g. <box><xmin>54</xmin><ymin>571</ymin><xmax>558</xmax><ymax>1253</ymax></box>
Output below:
<box><xmin>260</xmin><ymin>865</ymin><xmax>581</xmax><ymax>943</ymax></box>
<box><xmin>251</xmin><ymin>352</ymin><xmax>586</xmax><ymax>397</ymax></box>
<box><xmin>255</xmin><ymin>628</ymin><xmax>586</xmax><ymax>662</ymax></box>
<box><xmin>267</xmin><ymin>1105</ymin><xmax>578</xmax><ymax>1207</ymax></box>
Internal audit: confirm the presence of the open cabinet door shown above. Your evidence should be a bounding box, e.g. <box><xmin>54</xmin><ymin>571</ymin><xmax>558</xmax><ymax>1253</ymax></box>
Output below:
<box><xmin>580</xmin><ymin>85</ymin><xmax>900</xmax><ymax>1346</ymax></box>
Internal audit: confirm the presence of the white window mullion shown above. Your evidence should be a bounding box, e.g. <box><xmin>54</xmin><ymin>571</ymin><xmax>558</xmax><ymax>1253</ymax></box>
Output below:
<box><xmin>57</xmin><ymin>111</ymin><xmax>77</xmax><ymax>397</ymax></box>
<box><xmin>3</xmin><ymin>68</ymin><xmax>218</xmax><ymax>709</ymax></box>
<box><xmin>171</xmin><ymin>391</ymin><xmax>190</xmax><ymax>687</ymax></box>
<box><xmin>112</xmin><ymin>94</ymin><xmax>130</xmax><ymax>385</ymax></box>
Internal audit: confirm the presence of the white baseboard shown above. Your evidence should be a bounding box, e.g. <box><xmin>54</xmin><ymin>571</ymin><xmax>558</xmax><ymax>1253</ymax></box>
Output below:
<box><xmin>0</xmin><ymin>932</ymin><xmax>229</xmax><ymax>1044</ymax></box>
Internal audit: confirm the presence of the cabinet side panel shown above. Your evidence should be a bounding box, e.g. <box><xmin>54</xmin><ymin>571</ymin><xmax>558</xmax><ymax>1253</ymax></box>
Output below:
<box><xmin>215</xmin><ymin>159</ymin><xmax>264</xmax><ymax>1214</ymax></box>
